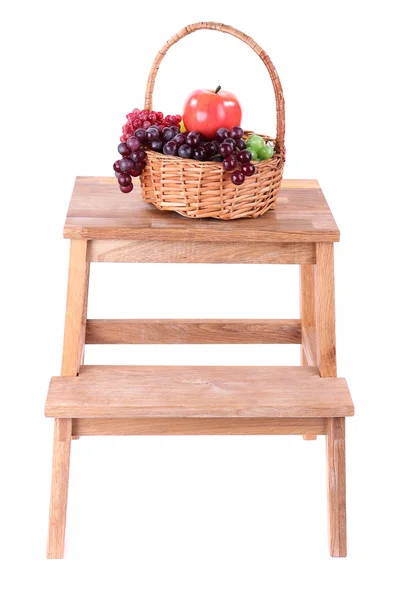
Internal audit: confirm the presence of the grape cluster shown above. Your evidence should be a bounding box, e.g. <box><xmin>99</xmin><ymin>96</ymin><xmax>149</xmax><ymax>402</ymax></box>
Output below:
<box><xmin>120</xmin><ymin>108</ymin><xmax>182</xmax><ymax>143</ymax></box>
<box><xmin>114</xmin><ymin>113</ymin><xmax>275</xmax><ymax>193</ymax></box>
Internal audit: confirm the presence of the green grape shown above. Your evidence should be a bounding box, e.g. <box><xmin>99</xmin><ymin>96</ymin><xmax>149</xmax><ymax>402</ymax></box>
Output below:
<box><xmin>247</xmin><ymin>146</ymin><xmax>259</xmax><ymax>161</ymax></box>
<box><xmin>258</xmin><ymin>145</ymin><xmax>275</xmax><ymax>160</ymax></box>
<box><xmin>246</xmin><ymin>134</ymin><xmax>264</xmax><ymax>150</ymax></box>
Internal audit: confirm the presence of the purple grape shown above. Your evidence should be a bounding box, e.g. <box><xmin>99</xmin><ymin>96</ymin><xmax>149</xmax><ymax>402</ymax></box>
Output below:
<box><xmin>222</xmin><ymin>155</ymin><xmax>237</xmax><ymax>171</ymax></box>
<box><xmin>163</xmin><ymin>141</ymin><xmax>179</xmax><ymax>155</ymax></box>
<box><xmin>146</xmin><ymin>128</ymin><xmax>159</xmax><ymax>142</ymax></box>
<box><xmin>237</xmin><ymin>150</ymin><xmax>252</xmax><ymax>164</ymax></box>
<box><xmin>204</xmin><ymin>141</ymin><xmax>219</xmax><ymax>157</ymax></box>
<box><xmin>150</xmin><ymin>140</ymin><xmax>163</xmax><ymax>152</ymax></box>
<box><xmin>131</xmin><ymin>149</ymin><xmax>146</xmax><ymax>162</ymax></box>
<box><xmin>212</xmin><ymin>155</ymin><xmax>224</xmax><ymax>162</ymax></box>
<box><xmin>120</xmin><ymin>183</ymin><xmax>133</xmax><ymax>193</ymax></box>
<box><xmin>173</xmin><ymin>133</ymin><xmax>187</xmax><ymax>145</ymax></box>
<box><xmin>120</xmin><ymin>157</ymin><xmax>134</xmax><ymax>172</ymax></box>
<box><xmin>236</xmin><ymin>138</ymin><xmax>246</xmax><ymax>150</ymax></box>
<box><xmin>225</xmin><ymin>137</ymin><xmax>236</xmax><ymax>149</ymax></box>
<box><xmin>229</xmin><ymin>126</ymin><xmax>244</xmax><ymax>139</ymax></box>
<box><xmin>216</xmin><ymin>127</ymin><xmax>229</xmax><ymax>141</ymax></box>
<box><xmin>170</xmin><ymin>126</ymin><xmax>180</xmax><ymax>136</ymax></box>
<box><xmin>231</xmin><ymin>170</ymin><xmax>245</xmax><ymax>185</ymax></box>
<box><xmin>192</xmin><ymin>146</ymin><xmax>207</xmax><ymax>160</ymax></box>
<box><xmin>126</xmin><ymin>136</ymin><xmax>142</xmax><ymax>151</ymax></box>
<box><xmin>134</xmin><ymin>128</ymin><xmax>147</xmax><ymax>141</ymax></box>
<box><xmin>242</xmin><ymin>163</ymin><xmax>255</xmax><ymax>176</ymax></box>
<box><xmin>117</xmin><ymin>142</ymin><xmax>130</xmax><ymax>156</ymax></box>
<box><xmin>219</xmin><ymin>142</ymin><xmax>233</xmax><ymax>157</ymax></box>
<box><xmin>113</xmin><ymin>160</ymin><xmax>121</xmax><ymax>173</ymax></box>
<box><xmin>118</xmin><ymin>173</ymin><xmax>132</xmax><ymax>187</ymax></box>
<box><xmin>186</xmin><ymin>131</ymin><xmax>201</xmax><ymax>147</ymax></box>
<box><xmin>162</xmin><ymin>127</ymin><xmax>174</xmax><ymax>142</ymax></box>
<box><xmin>178</xmin><ymin>144</ymin><xmax>192</xmax><ymax>159</ymax></box>
<box><xmin>134</xmin><ymin>160</ymin><xmax>145</xmax><ymax>172</ymax></box>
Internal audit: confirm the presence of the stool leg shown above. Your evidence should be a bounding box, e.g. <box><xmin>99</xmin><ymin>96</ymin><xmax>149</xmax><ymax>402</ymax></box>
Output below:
<box><xmin>47</xmin><ymin>240</ymin><xmax>89</xmax><ymax>558</ymax></box>
<box><xmin>326</xmin><ymin>417</ymin><xmax>347</xmax><ymax>557</ymax></box>
<box><xmin>47</xmin><ymin>418</ymin><xmax>72</xmax><ymax>558</ymax></box>
<box><xmin>300</xmin><ymin>265</ymin><xmax>317</xmax><ymax>440</ymax></box>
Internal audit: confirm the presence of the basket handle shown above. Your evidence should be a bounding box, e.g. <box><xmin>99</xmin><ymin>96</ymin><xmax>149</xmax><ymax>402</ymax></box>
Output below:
<box><xmin>144</xmin><ymin>22</ymin><xmax>285</xmax><ymax>153</ymax></box>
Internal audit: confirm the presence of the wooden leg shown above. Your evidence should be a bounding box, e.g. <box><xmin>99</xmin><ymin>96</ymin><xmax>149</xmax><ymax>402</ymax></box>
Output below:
<box><xmin>47</xmin><ymin>418</ymin><xmax>72</xmax><ymax>558</ymax></box>
<box><xmin>47</xmin><ymin>240</ymin><xmax>89</xmax><ymax>558</ymax></box>
<box><xmin>300</xmin><ymin>265</ymin><xmax>317</xmax><ymax>439</ymax></box>
<box><xmin>326</xmin><ymin>417</ymin><xmax>347</xmax><ymax>556</ymax></box>
<box><xmin>315</xmin><ymin>243</ymin><xmax>337</xmax><ymax>377</ymax></box>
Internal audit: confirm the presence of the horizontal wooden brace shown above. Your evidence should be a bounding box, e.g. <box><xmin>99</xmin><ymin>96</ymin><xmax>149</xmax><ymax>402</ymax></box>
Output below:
<box><xmin>87</xmin><ymin>240</ymin><xmax>316</xmax><ymax>264</ymax></box>
<box><xmin>72</xmin><ymin>417</ymin><xmax>327</xmax><ymax>436</ymax></box>
<box><xmin>302</xmin><ymin>326</ymin><xmax>317</xmax><ymax>366</ymax></box>
<box><xmin>85</xmin><ymin>319</ymin><xmax>302</xmax><ymax>344</ymax></box>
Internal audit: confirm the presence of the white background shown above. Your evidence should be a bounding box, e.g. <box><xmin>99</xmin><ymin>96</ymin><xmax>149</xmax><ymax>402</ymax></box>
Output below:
<box><xmin>1</xmin><ymin>0</ymin><xmax>400</xmax><ymax>597</ymax></box>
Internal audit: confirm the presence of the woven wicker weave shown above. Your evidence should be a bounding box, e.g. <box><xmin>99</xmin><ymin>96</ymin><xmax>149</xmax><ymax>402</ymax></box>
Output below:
<box><xmin>140</xmin><ymin>22</ymin><xmax>285</xmax><ymax>219</ymax></box>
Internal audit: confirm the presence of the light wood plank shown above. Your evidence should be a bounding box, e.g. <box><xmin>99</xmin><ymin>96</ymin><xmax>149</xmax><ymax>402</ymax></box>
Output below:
<box><xmin>64</xmin><ymin>177</ymin><xmax>340</xmax><ymax>242</ymax></box>
<box><xmin>87</xmin><ymin>240</ymin><xmax>316</xmax><ymax>264</ymax></box>
<box><xmin>86</xmin><ymin>319</ymin><xmax>302</xmax><ymax>345</ymax></box>
<box><xmin>61</xmin><ymin>240</ymin><xmax>89</xmax><ymax>376</ymax></box>
<box><xmin>46</xmin><ymin>418</ymin><xmax>72</xmax><ymax>559</ymax></box>
<box><xmin>72</xmin><ymin>417</ymin><xmax>327</xmax><ymax>436</ymax></box>
<box><xmin>315</xmin><ymin>243</ymin><xmax>337</xmax><ymax>377</ymax></box>
<box><xmin>302</xmin><ymin>327</ymin><xmax>317</xmax><ymax>367</ymax></box>
<box><xmin>45</xmin><ymin>365</ymin><xmax>354</xmax><ymax>419</ymax></box>
<box><xmin>326</xmin><ymin>417</ymin><xmax>347</xmax><ymax>557</ymax></box>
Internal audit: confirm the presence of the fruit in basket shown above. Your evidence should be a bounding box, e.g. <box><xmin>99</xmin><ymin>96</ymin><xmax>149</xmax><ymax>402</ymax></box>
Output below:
<box><xmin>231</xmin><ymin>170</ymin><xmax>245</xmax><ymax>185</ymax></box>
<box><xmin>258</xmin><ymin>145</ymin><xmax>275</xmax><ymax>160</ymax></box>
<box><xmin>114</xmin><ymin>108</ymin><xmax>262</xmax><ymax>193</ymax></box>
<box><xmin>246</xmin><ymin>134</ymin><xmax>265</xmax><ymax>150</ymax></box>
<box><xmin>183</xmin><ymin>86</ymin><xmax>242</xmax><ymax>139</ymax></box>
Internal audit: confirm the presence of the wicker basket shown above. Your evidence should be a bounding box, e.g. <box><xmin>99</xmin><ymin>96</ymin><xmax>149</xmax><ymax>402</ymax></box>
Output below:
<box><xmin>140</xmin><ymin>22</ymin><xmax>285</xmax><ymax>219</ymax></box>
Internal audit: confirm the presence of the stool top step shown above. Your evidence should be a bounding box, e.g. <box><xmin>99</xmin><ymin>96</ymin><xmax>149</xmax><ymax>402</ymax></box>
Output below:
<box><xmin>45</xmin><ymin>365</ymin><xmax>353</xmax><ymax>419</ymax></box>
<box><xmin>64</xmin><ymin>177</ymin><xmax>340</xmax><ymax>242</ymax></box>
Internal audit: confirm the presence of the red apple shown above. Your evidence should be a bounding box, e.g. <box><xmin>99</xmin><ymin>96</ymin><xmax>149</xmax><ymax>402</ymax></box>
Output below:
<box><xmin>182</xmin><ymin>86</ymin><xmax>242</xmax><ymax>139</ymax></box>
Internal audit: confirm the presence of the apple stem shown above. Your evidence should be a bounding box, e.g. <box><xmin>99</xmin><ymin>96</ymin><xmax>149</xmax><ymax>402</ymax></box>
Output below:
<box><xmin>215</xmin><ymin>86</ymin><xmax>221</xmax><ymax>94</ymax></box>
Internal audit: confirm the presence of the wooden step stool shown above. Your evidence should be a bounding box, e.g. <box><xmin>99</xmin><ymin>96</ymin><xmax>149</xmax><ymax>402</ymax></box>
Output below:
<box><xmin>45</xmin><ymin>176</ymin><xmax>354</xmax><ymax>558</ymax></box>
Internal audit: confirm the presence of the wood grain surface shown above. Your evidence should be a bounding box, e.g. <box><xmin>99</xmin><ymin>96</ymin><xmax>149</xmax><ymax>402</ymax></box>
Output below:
<box><xmin>46</xmin><ymin>418</ymin><xmax>72</xmax><ymax>559</ymax></box>
<box><xmin>72</xmin><ymin>417</ymin><xmax>327</xmax><ymax>436</ymax></box>
<box><xmin>315</xmin><ymin>243</ymin><xmax>337</xmax><ymax>377</ymax></box>
<box><xmin>87</xmin><ymin>239</ymin><xmax>316</xmax><ymax>264</ymax></box>
<box><xmin>45</xmin><ymin>365</ymin><xmax>353</xmax><ymax>418</ymax></box>
<box><xmin>85</xmin><ymin>319</ymin><xmax>302</xmax><ymax>345</ymax></box>
<box><xmin>327</xmin><ymin>417</ymin><xmax>347</xmax><ymax>556</ymax></box>
<box><xmin>64</xmin><ymin>177</ymin><xmax>340</xmax><ymax>242</ymax></box>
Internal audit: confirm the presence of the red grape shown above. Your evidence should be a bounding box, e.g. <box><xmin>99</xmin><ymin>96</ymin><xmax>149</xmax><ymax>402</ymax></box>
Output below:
<box><xmin>237</xmin><ymin>150</ymin><xmax>252</xmax><ymax>164</ymax></box>
<box><xmin>156</xmin><ymin>111</ymin><xmax>164</xmax><ymax>120</ymax></box>
<box><xmin>120</xmin><ymin>183</ymin><xmax>133</xmax><ymax>193</ymax></box>
<box><xmin>220</xmin><ymin>142</ymin><xmax>233</xmax><ymax>157</ymax></box>
<box><xmin>193</xmin><ymin>147</ymin><xmax>207</xmax><ymax>160</ymax></box>
<box><xmin>126</xmin><ymin>136</ymin><xmax>142</xmax><ymax>151</ymax></box>
<box><xmin>113</xmin><ymin>160</ymin><xmax>121</xmax><ymax>173</ymax></box>
<box><xmin>131</xmin><ymin>149</ymin><xmax>146</xmax><ymax>162</ymax></box>
<box><xmin>222</xmin><ymin>155</ymin><xmax>237</xmax><ymax>171</ymax></box>
<box><xmin>134</xmin><ymin>128</ymin><xmax>147</xmax><ymax>141</ymax></box>
<box><xmin>186</xmin><ymin>131</ymin><xmax>201</xmax><ymax>147</ymax></box>
<box><xmin>120</xmin><ymin>157</ymin><xmax>134</xmax><ymax>172</ymax></box>
<box><xmin>242</xmin><ymin>163</ymin><xmax>255</xmax><ymax>176</ymax></box>
<box><xmin>118</xmin><ymin>142</ymin><xmax>130</xmax><ymax>156</ymax></box>
<box><xmin>216</xmin><ymin>127</ymin><xmax>229</xmax><ymax>141</ymax></box>
<box><xmin>230</xmin><ymin>126</ymin><xmax>244</xmax><ymax>139</ymax></box>
<box><xmin>118</xmin><ymin>173</ymin><xmax>132</xmax><ymax>186</ymax></box>
<box><xmin>231</xmin><ymin>170</ymin><xmax>245</xmax><ymax>185</ymax></box>
<box><xmin>133</xmin><ymin>118</ymin><xmax>142</xmax><ymax>129</ymax></box>
<box><xmin>139</xmin><ymin>110</ymin><xmax>149</xmax><ymax>120</ymax></box>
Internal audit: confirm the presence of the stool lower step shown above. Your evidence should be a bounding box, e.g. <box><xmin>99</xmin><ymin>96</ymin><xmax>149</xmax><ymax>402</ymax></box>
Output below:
<box><xmin>45</xmin><ymin>365</ymin><xmax>353</xmax><ymax>419</ymax></box>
